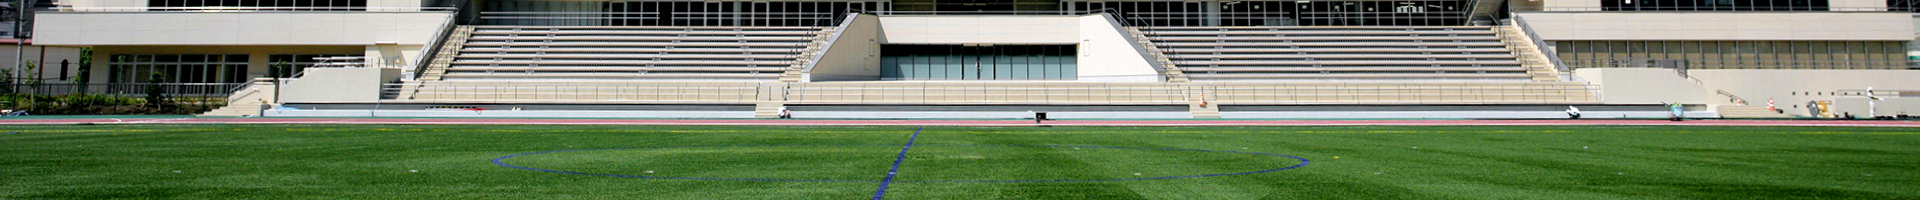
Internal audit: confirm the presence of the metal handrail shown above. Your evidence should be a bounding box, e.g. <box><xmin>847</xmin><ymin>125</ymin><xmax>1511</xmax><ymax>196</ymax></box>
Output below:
<box><xmin>1563</xmin><ymin>59</ymin><xmax>1911</xmax><ymax>70</ymax></box>
<box><xmin>1512</xmin><ymin>6</ymin><xmax>1895</xmax><ymax>12</ymax></box>
<box><xmin>410</xmin><ymin>5</ymin><xmax>464</xmax><ymax>81</ymax></box>
<box><xmin>799</xmin><ymin>13</ymin><xmax>861</xmax><ymax>73</ymax></box>
<box><xmin>4</xmin><ymin>83</ymin><xmax>248</xmax><ymax>98</ymax></box>
<box><xmin>55</xmin><ymin>7</ymin><xmax>457</xmax><ymax>12</ymax></box>
<box><xmin>1508</xmin><ymin>15</ymin><xmax>1572</xmax><ymax>76</ymax></box>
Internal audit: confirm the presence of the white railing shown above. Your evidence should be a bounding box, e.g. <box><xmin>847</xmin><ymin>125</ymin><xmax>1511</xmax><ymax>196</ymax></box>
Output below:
<box><xmin>385</xmin><ymin>82</ymin><xmax>768</xmax><ymax>103</ymax></box>
<box><xmin>410</xmin><ymin>11</ymin><xmax>462</xmax><ymax>81</ymax></box>
<box><xmin>1207</xmin><ymin>82</ymin><xmax>1599</xmax><ymax>104</ymax></box>
<box><xmin>376</xmin><ymin>82</ymin><xmax>1599</xmax><ymax>105</ymax></box>
<box><xmin>1563</xmin><ymin>59</ymin><xmax>1912</xmax><ymax>70</ymax></box>
<box><xmin>800</xmin><ymin>13</ymin><xmax>861</xmax><ymax>73</ymax></box>
<box><xmin>1512</xmin><ymin>6</ymin><xmax>1895</xmax><ymax>12</ymax></box>
<box><xmin>57</xmin><ymin>7</ymin><xmax>456</xmax><ymax>12</ymax></box>
<box><xmin>1508</xmin><ymin>15</ymin><xmax>1571</xmax><ymax>76</ymax></box>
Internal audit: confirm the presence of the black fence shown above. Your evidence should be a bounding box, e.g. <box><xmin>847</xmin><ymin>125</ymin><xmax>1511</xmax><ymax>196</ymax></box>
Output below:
<box><xmin>2</xmin><ymin>83</ymin><xmax>247</xmax><ymax>98</ymax></box>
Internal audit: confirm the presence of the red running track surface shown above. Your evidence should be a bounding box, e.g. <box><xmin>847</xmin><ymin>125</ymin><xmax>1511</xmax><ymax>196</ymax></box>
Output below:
<box><xmin>1</xmin><ymin>118</ymin><xmax>1917</xmax><ymax>127</ymax></box>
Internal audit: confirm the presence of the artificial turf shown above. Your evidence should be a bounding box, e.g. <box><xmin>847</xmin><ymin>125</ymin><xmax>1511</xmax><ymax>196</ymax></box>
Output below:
<box><xmin>1</xmin><ymin>124</ymin><xmax>1916</xmax><ymax>199</ymax></box>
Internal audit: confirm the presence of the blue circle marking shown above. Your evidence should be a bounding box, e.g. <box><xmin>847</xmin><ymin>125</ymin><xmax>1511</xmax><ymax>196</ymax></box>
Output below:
<box><xmin>492</xmin><ymin>144</ymin><xmax>1310</xmax><ymax>183</ymax></box>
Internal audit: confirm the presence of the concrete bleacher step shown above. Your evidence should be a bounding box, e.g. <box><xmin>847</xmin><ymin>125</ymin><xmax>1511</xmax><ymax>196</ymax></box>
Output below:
<box><xmin>1135</xmin><ymin>26</ymin><xmax>1534</xmax><ymax>82</ymax></box>
<box><xmin>198</xmin><ymin>101</ymin><xmax>266</xmax><ymax>117</ymax></box>
<box><xmin>439</xmin><ymin>26</ymin><xmax>831</xmax><ymax>82</ymax></box>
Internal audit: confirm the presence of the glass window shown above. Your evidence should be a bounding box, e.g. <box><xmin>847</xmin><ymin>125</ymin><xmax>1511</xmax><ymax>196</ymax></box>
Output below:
<box><xmin>880</xmin><ymin>44</ymin><xmax>1077</xmax><ymax>80</ymax></box>
<box><xmin>106</xmin><ymin>54</ymin><xmax>252</xmax><ymax>83</ymax></box>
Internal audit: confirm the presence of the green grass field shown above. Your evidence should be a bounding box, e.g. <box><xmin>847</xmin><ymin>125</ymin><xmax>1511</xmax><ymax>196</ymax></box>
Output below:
<box><xmin>3</xmin><ymin>125</ymin><xmax>1918</xmax><ymax>199</ymax></box>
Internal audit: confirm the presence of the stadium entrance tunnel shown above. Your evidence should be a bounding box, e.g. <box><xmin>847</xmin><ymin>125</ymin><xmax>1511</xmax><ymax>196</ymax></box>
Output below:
<box><xmin>493</xmin><ymin>144</ymin><xmax>1308</xmax><ymax>183</ymax></box>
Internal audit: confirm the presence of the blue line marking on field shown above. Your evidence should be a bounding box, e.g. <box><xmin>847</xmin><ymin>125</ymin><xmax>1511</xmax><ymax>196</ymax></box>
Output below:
<box><xmin>872</xmin><ymin>126</ymin><xmax>923</xmax><ymax>200</ymax></box>
<box><xmin>492</xmin><ymin>142</ymin><xmax>1310</xmax><ymax>183</ymax></box>
<box><xmin>490</xmin><ymin>143</ymin><xmax>898</xmax><ymax>182</ymax></box>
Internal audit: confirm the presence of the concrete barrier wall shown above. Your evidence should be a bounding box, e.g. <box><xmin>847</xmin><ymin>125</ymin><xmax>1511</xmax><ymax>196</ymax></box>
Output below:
<box><xmin>877</xmin><ymin>15</ymin><xmax>1080</xmax><ymax>44</ymax></box>
<box><xmin>279</xmin><ymin>68</ymin><xmax>399</xmax><ymax>103</ymax></box>
<box><xmin>1572</xmin><ymin>68</ymin><xmax>1713</xmax><ymax>104</ymax></box>
<box><xmin>1076</xmin><ymin>14</ymin><xmax>1162</xmax><ymax>82</ymax></box>
<box><xmin>1832</xmin><ymin>97</ymin><xmax>1920</xmax><ymax>117</ymax></box>
<box><xmin>808</xmin><ymin>14</ymin><xmax>883</xmax><ymax>81</ymax></box>
<box><xmin>1687</xmin><ymin>70</ymin><xmax>1920</xmax><ymax>116</ymax></box>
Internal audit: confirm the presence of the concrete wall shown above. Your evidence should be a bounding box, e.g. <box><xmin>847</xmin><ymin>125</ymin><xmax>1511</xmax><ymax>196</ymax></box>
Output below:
<box><xmin>88</xmin><ymin>45</ymin><xmax>366</xmax><ymax>83</ymax></box>
<box><xmin>808</xmin><ymin>14</ymin><xmax>883</xmax><ymax>82</ymax></box>
<box><xmin>364</xmin><ymin>44</ymin><xmax>424</xmax><ymax>69</ymax></box>
<box><xmin>1830</xmin><ymin>0</ymin><xmax>1889</xmax><ymax>10</ymax></box>
<box><xmin>0</xmin><ymin>45</ymin><xmax>85</xmax><ymax>83</ymax></box>
<box><xmin>867</xmin><ymin>14</ymin><xmax>1162</xmax><ymax>82</ymax></box>
<box><xmin>877</xmin><ymin>15</ymin><xmax>1080</xmax><ymax>44</ymax></box>
<box><xmin>1685</xmin><ymin>69</ymin><xmax>1920</xmax><ymax>116</ymax></box>
<box><xmin>1572</xmin><ymin>68</ymin><xmax>1714</xmax><ymax>104</ymax></box>
<box><xmin>278</xmin><ymin>67</ymin><xmax>400</xmax><ymax>103</ymax></box>
<box><xmin>1832</xmin><ymin>97</ymin><xmax>1920</xmax><ymax>117</ymax></box>
<box><xmin>35</xmin><ymin>12</ymin><xmax>452</xmax><ymax>46</ymax></box>
<box><xmin>1516</xmin><ymin>12</ymin><xmax>1912</xmax><ymax>41</ymax></box>
<box><xmin>1076</xmin><ymin>14</ymin><xmax>1162</xmax><ymax>82</ymax></box>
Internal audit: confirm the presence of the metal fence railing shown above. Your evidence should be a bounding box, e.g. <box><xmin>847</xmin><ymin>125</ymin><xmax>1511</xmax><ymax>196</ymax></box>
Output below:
<box><xmin>1208</xmin><ymin>82</ymin><xmax>1599</xmax><ymax>104</ymax></box>
<box><xmin>1512</xmin><ymin>6</ymin><xmax>1897</xmax><ymax>12</ymax></box>
<box><xmin>378</xmin><ymin>82</ymin><xmax>1600</xmax><ymax>105</ymax></box>
<box><xmin>1564</xmin><ymin>59</ymin><xmax>1914</xmax><ymax>70</ymax></box>
<box><xmin>386</xmin><ymin>82</ymin><xmax>769</xmax><ymax>103</ymax></box>
<box><xmin>3</xmin><ymin>83</ymin><xmax>248</xmax><ymax>98</ymax></box>
<box><xmin>54</xmin><ymin>7</ymin><xmax>457</xmax><ymax>12</ymax></box>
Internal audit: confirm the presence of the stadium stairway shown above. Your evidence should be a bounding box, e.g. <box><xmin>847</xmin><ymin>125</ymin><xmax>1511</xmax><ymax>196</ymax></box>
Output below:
<box><xmin>1494</xmin><ymin>26</ymin><xmax>1566</xmax><ymax>82</ymax></box>
<box><xmin>426</xmin><ymin>26</ymin><xmax>831</xmax><ymax>82</ymax></box>
<box><xmin>1132</xmin><ymin>26</ymin><xmax>1538</xmax><ymax>82</ymax></box>
<box><xmin>198</xmin><ymin>79</ymin><xmax>277</xmax><ymax>117</ymax></box>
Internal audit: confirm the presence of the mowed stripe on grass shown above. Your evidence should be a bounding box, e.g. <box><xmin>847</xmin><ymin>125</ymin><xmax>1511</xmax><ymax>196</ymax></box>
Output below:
<box><xmin>1</xmin><ymin>125</ymin><xmax>1916</xmax><ymax>199</ymax></box>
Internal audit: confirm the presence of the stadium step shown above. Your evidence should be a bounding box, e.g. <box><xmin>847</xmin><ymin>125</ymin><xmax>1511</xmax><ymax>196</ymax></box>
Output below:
<box><xmin>440</xmin><ymin>26</ymin><xmax>830</xmax><ymax>82</ymax></box>
<box><xmin>1133</xmin><ymin>26</ymin><xmax>1531</xmax><ymax>82</ymax></box>
<box><xmin>419</xmin><ymin>26</ymin><xmax>475</xmax><ymax>81</ymax></box>
<box><xmin>198</xmin><ymin>81</ymin><xmax>278</xmax><ymax>117</ymax></box>
<box><xmin>754</xmin><ymin>103</ymin><xmax>785</xmax><ymax>119</ymax></box>
<box><xmin>1494</xmin><ymin>26</ymin><xmax>1566</xmax><ymax>82</ymax></box>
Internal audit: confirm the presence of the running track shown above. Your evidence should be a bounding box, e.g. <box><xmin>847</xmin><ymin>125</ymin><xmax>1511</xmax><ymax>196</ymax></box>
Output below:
<box><xmin>1</xmin><ymin>118</ymin><xmax>1917</xmax><ymax>127</ymax></box>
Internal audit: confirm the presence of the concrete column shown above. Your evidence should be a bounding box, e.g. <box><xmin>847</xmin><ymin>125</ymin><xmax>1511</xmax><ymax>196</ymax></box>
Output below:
<box><xmin>1204</xmin><ymin>1</ymin><xmax>1221</xmax><ymax>26</ymax></box>
<box><xmin>365</xmin><ymin>44</ymin><xmax>412</xmax><ymax>69</ymax></box>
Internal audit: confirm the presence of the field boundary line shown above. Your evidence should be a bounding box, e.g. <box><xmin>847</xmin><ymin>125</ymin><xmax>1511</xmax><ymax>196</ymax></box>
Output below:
<box><xmin>872</xmin><ymin>126</ymin><xmax>923</xmax><ymax>200</ymax></box>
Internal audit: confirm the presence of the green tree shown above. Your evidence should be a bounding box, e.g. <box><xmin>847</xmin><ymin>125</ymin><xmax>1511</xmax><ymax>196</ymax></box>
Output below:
<box><xmin>20</xmin><ymin>60</ymin><xmax>39</xmax><ymax>85</ymax></box>
<box><xmin>75</xmin><ymin>47</ymin><xmax>91</xmax><ymax>84</ymax></box>
<box><xmin>0</xmin><ymin>68</ymin><xmax>13</xmax><ymax>94</ymax></box>
<box><xmin>145</xmin><ymin>71</ymin><xmax>170</xmax><ymax>109</ymax></box>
